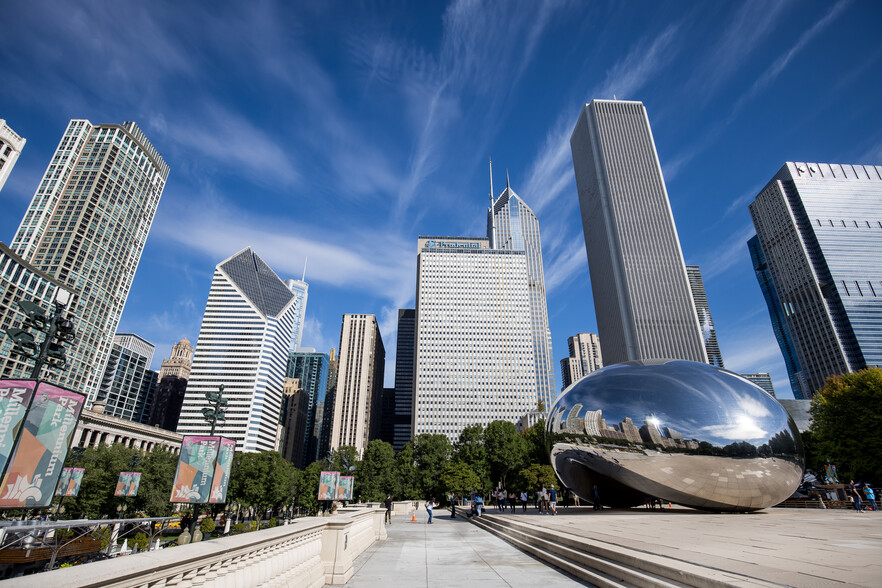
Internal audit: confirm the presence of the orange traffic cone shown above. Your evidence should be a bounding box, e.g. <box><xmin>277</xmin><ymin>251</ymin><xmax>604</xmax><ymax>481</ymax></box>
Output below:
<box><xmin>668</xmin><ymin>502</ymin><xmax>673</xmax><ymax>508</ymax></box>
<box><xmin>411</xmin><ymin>510</ymin><xmax>417</xmax><ymax>522</ymax></box>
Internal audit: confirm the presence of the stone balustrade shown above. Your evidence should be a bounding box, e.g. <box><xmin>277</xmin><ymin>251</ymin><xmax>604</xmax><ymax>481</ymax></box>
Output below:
<box><xmin>1</xmin><ymin>508</ymin><xmax>386</xmax><ymax>587</ymax></box>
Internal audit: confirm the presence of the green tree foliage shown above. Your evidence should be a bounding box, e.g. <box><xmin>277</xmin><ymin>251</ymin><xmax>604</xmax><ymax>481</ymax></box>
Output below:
<box><xmin>296</xmin><ymin>461</ymin><xmax>324</xmax><ymax>514</ymax></box>
<box><xmin>357</xmin><ymin>440</ymin><xmax>396</xmax><ymax>502</ymax></box>
<box><xmin>807</xmin><ymin>368</ymin><xmax>882</xmax><ymax>483</ymax></box>
<box><xmin>228</xmin><ymin>451</ymin><xmax>300</xmax><ymax>516</ymax></box>
<box><xmin>454</xmin><ymin>424</ymin><xmax>489</xmax><ymax>484</ymax></box>
<box><xmin>393</xmin><ymin>443</ymin><xmax>418</xmax><ymax>499</ymax></box>
<box><xmin>484</xmin><ymin>420</ymin><xmax>528</xmax><ymax>487</ymax></box>
<box><xmin>516</xmin><ymin>463</ymin><xmax>557</xmax><ymax>492</ymax></box>
<box><xmin>441</xmin><ymin>460</ymin><xmax>481</xmax><ymax>496</ymax></box>
<box><xmin>412</xmin><ymin>434</ymin><xmax>451</xmax><ymax>499</ymax></box>
<box><xmin>63</xmin><ymin>444</ymin><xmax>141</xmax><ymax>518</ymax></box>
<box><xmin>131</xmin><ymin>448</ymin><xmax>178</xmax><ymax>516</ymax></box>
<box><xmin>329</xmin><ymin>446</ymin><xmax>359</xmax><ymax>475</ymax></box>
<box><xmin>521</xmin><ymin>418</ymin><xmax>550</xmax><ymax>465</ymax></box>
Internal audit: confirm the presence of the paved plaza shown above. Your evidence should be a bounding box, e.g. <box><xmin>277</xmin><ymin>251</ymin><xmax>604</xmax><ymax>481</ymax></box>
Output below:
<box><xmin>336</xmin><ymin>509</ymin><xmax>588</xmax><ymax>587</ymax></box>
<box><xmin>336</xmin><ymin>505</ymin><xmax>882</xmax><ymax>587</ymax></box>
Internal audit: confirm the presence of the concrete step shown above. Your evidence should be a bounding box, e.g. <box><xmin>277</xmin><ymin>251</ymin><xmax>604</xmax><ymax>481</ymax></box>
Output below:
<box><xmin>458</xmin><ymin>512</ymin><xmax>781</xmax><ymax>588</ymax></box>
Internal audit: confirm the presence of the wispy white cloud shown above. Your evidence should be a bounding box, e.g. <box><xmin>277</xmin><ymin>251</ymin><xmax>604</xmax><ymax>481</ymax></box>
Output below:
<box><xmin>300</xmin><ymin>316</ymin><xmax>337</xmax><ymax>355</ymax></box>
<box><xmin>694</xmin><ymin>222</ymin><xmax>757</xmax><ymax>281</ymax></box>
<box><xmin>544</xmin><ymin>238</ymin><xmax>587</xmax><ymax>292</ymax></box>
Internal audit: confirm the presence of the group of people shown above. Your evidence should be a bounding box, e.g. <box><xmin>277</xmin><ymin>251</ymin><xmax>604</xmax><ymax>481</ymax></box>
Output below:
<box><xmin>463</xmin><ymin>485</ymin><xmax>566</xmax><ymax>516</ymax></box>
<box><xmin>849</xmin><ymin>481</ymin><xmax>876</xmax><ymax>512</ymax></box>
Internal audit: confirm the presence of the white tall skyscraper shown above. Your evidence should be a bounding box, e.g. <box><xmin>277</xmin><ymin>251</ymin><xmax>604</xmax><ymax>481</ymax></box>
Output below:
<box><xmin>413</xmin><ymin>236</ymin><xmax>535</xmax><ymax>443</ymax></box>
<box><xmin>488</xmin><ymin>171</ymin><xmax>556</xmax><ymax>408</ymax></box>
<box><xmin>570</xmin><ymin>100</ymin><xmax>706</xmax><ymax>365</ymax></box>
<box><xmin>0</xmin><ymin>120</ymin><xmax>168</xmax><ymax>402</ymax></box>
<box><xmin>284</xmin><ymin>278</ymin><xmax>308</xmax><ymax>350</ymax></box>
<box><xmin>0</xmin><ymin>120</ymin><xmax>26</xmax><ymax>192</ymax></box>
<box><xmin>177</xmin><ymin>248</ymin><xmax>298</xmax><ymax>452</ymax></box>
<box><xmin>329</xmin><ymin>314</ymin><xmax>384</xmax><ymax>455</ymax></box>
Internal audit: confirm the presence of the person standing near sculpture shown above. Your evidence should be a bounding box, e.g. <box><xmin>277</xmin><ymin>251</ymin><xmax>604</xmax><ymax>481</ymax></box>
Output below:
<box><xmin>549</xmin><ymin>485</ymin><xmax>558</xmax><ymax>515</ymax></box>
<box><xmin>426</xmin><ymin>497</ymin><xmax>437</xmax><ymax>524</ymax></box>
<box><xmin>850</xmin><ymin>481</ymin><xmax>864</xmax><ymax>512</ymax></box>
<box><xmin>592</xmin><ymin>485</ymin><xmax>602</xmax><ymax>510</ymax></box>
<box><xmin>863</xmin><ymin>485</ymin><xmax>876</xmax><ymax>511</ymax></box>
<box><xmin>520</xmin><ymin>490</ymin><xmax>528</xmax><ymax>512</ymax></box>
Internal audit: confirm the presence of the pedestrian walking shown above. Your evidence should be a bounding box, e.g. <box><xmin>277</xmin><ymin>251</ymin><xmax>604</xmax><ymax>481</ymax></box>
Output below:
<box><xmin>850</xmin><ymin>481</ymin><xmax>864</xmax><ymax>512</ymax></box>
<box><xmin>592</xmin><ymin>485</ymin><xmax>602</xmax><ymax>510</ymax></box>
<box><xmin>384</xmin><ymin>494</ymin><xmax>393</xmax><ymax>525</ymax></box>
<box><xmin>520</xmin><ymin>490</ymin><xmax>528</xmax><ymax>512</ymax></box>
<box><xmin>426</xmin><ymin>497</ymin><xmax>437</xmax><ymax>524</ymax></box>
<box><xmin>508</xmin><ymin>490</ymin><xmax>516</xmax><ymax>513</ymax></box>
<box><xmin>863</xmin><ymin>485</ymin><xmax>876</xmax><ymax>511</ymax></box>
<box><xmin>499</xmin><ymin>488</ymin><xmax>507</xmax><ymax>512</ymax></box>
<box><xmin>549</xmin><ymin>484</ymin><xmax>558</xmax><ymax>515</ymax></box>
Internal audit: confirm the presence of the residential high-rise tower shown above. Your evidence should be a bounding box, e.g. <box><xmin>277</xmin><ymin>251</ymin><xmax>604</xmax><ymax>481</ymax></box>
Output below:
<box><xmin>96</xmin><ymin>333</ymin><xmax>156</xmax><ymax>422</ymax></box>
<box><xmin>177</xmin><ymin>248</ymin><xmax>298</xmax><ymax>452</ymax></box>
<box><xmin>749</xmin><ymin>162</ymin><xmax>882</xmax><ymax>396</ymax></box>
<box><xmin>570</xmin><ymin>100</ymin><xmax>705</xmax><ymax>365</ymax></box>
<box><xmin>0</xmin><ymin>120</ymin><xmax>168</xmax><ymax>403</ymax></box>
<box><xmin>286</xmin><ymin>348</ymin><xmax>329</xmax><ymax>466</ymax></box>
<box><xmin>685</xmin><ymin>265</ymin><xmax>724</xmax><ymax>368</ymax></box>
<box><xmin>560</xmin><ymin>332</ymin><xmax>603</xmax><ymax>391</ymax></box>
<box><xmin>0</xmin><ymin>120</ymin><xmax>26</xmax><ymax>192</ymax></box>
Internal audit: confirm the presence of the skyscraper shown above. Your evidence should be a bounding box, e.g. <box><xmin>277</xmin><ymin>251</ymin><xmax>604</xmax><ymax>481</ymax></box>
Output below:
<box><xmin>391</xmin><ymin>308</ymin><xmax>415</xmax><ymax>451</ymax></box>
<box><xmin>319</xmin><ymin>347</ymin><xmax>338</xmax><ymax>459</ymax></box>
<box><xmin>413</xmin><ymin>236</ymin><xmax>535</xmax><ymax>443</ymax></box>
<box><xmin>286</xmin><ymin>348</ymin><xmax>329</xmax><ymax>466</ymax></box>
<box><xmin>488</xmin><ymin>172</ymin><xmax>556</xmax><ymax>408</ymax></box>
<box><xmin>96</xmin><ymin>333</ymin><xmax>156</xmax><ymax>422</ymax></box>
<box><xmin>0</xmin><ymin>120</ymin><xmax>26</xmax><ymax>192</ymax></box>
<box><xmin>749</xmin><ymin>162</ymin><xmax>882</xmax><ymax>396</ymax></box>
<box><xmin>177</xmin><ymin>248</ymin><xmax>298</xmax><ymax>452</ymax></box>
<box><xmin>739</xmin><ymin>373</ymin><xmax>775</xmax><ymax>397</ymax></box>
<box><xmin>570</xmin><ymin>100</ymin><xmax>706</xmax><ymax>365</ymax></box>
<box><xmin>685</xmin><ymin>266</ymin><xmax>724</xmax><ymax>368</ymax></box>
<box><xmin>279</xmin><ymin>377</ymin><xmax>310</xmax><ymax>465</ymax></box>
<box><xmin>284</xmin><ymin>278</ymin><xmax>309</xmax><ymax>350</ymax></box>
<box><xmin>329</xmin><ymin>315</ymin><xmax>384</xmax><ymax>455</ymax></box>
<box><xmin>158</xmin><ymin>338</ymin><xmax>194</xmax><ymax>380</ymax></box>
<box><xmin>560</xmin><ymin>332</ymin><xmax>603</xmax><ymax>391</ymax></box>
<box><xmin>0</xmin><ymin>120</ymin><xmax>168</xmax><ymax>403</ymax></box>
<box><xmin>747</xmin><ymin>235</ymin><xmax>808</xmax><ymax>398</ymax></box>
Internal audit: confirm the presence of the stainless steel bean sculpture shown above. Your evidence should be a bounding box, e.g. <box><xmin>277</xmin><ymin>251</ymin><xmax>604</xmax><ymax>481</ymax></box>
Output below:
<box><xmin>547</xmin><ymin>360</ymin><xmax>804</xmax><ymax>511</ymax></box>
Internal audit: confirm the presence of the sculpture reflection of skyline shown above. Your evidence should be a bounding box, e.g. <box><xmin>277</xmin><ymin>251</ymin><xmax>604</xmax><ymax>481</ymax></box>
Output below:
<box><xmin>551</xmin><ymin>404</ymin><xmax>700</xmax><ymax>450</ymax></box>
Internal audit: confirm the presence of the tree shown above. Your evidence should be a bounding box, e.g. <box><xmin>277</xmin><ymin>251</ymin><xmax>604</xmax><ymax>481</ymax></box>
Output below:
<box><xmin>64</xmin><ymin>444</ymin><xmax>139</xmax><ymax>518</ymax></box>
<box><xmin>412</xmin><ymin>434</ymin><xmax>450</xmax><ymax>499</ymax></box>
<box><xmin>393</xmin><ymin>443</ymin><xmax>418</xmax><ymax>499</ymax></box>
<box><xmin>454</xmin><ymin>424</ymin><xmax>489</xmax><ymax>485</ymax></box>
<box><xmin>228</xmin><ymin>451</ymin><xmax>299</xmax><ymax>519</ymax></box>
<box><xmin>521</xmin><ymin>418</ymin><xmax>550</xmax><ymax>465</ymax></box>
<box><xmin>296</xmin><ymin>461</ymin><xmax>324</xmax><ymax>514</ymax></box>
<box><xmin>131</xmin><ymin>448</ymin><xmax>178</xmax><ymax>516</ymax></box>
<box><xmin>357</xmin><ymin>440</ymin><xmax>396</xmax><ymax>502</ymax></box>
<box><xmin>441</xmin><ymin>461</ymin><xmax>481</xmax><ymax>497</ymax></box>
<box><xmin>516</xmin><ymin>464</ymin><xmax>557</xmax><ymax>492</ymax></box>
<box><xmin>484</xmin><ymin>420</ymin><xmax>528</xmax><ymax>487</ymax></box>
<box><xmin>807</xmin><ymin>368</ymin><xmax>882</xmax><ymax>483</ymax></box>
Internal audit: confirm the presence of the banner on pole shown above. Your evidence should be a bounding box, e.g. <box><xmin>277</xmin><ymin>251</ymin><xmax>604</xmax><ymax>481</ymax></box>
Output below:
<box><xmin>209</xmin><ymin>437</ymin><xmax>235</xmax><ymax>503</ymax></box>
<box><xmin>170</xmin><ymin>436</ymin><xmax>220</xmax><ymax>503</ymax></box>
<box><xmin>318</xmin><ymin>471</ymin><xmax>339</xmax><ymax>501</ymax></box>
<box><xmin>56</xmin><ymin>467</ymin><xmax>85</xmax><ymax>497</ymax></box>
<box><xmin>0</xmin><ymin>380</ymin><xmax>38</xmax><ymax>477</ymax></box>
<box><xmin>0</xmin><ymin>382</ymin><xmax>85</xmax><ymax>508</ymax></box>
<box><xmin>115</xmin><ymin>472</ymin><xmax>142</xmax><ymax>497</ymax></box>
<box><xmin>337</xmin><ymin>476</ymin><xmax>354</xmax><ymax>501</ymax></box>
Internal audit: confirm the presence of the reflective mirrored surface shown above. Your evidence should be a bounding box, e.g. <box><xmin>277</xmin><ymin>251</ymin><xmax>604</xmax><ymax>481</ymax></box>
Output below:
<box><xmin>547</xmin><ymin>360</ymin><xmax>804</xmax><ymax>512</ymax></box>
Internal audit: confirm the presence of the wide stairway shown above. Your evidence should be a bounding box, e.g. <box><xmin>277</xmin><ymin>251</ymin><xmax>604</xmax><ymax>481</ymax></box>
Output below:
<box><xmin>457</xmin><ymin>510</ymin><xmax>780</xmax><ymax>588</ymax></box>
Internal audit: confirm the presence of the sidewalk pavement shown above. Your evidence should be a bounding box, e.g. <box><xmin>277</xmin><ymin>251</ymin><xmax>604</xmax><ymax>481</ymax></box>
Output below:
<box><xmin>334</xmin><ymin>508</ymin><xmax>588</xmax><ymax>587</ymax></box>
<box><xmin>483</xmin><ymin>503</ymin><xmax>882</xmax><ymax>587</ymax></box>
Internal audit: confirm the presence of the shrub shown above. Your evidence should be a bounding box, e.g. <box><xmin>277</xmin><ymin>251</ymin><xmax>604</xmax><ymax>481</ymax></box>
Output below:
<box><xmin>200</xmin><ymin>517</ymin><xmax>216</xmax><ymax>535</ymax></box>
<box><xmin>131</xmin><ymin>532</ymin><xmax>149</xmax><ymax>551</ymax></box>
<box><xmin>268</xmin><ymin>517</ymin><xmax>277</xmax><ymax>528</ymax></box>
<box><xmin>232</xmin><ymin>523</ymin><xmax>246</xmax><ymax>534</ymax></box>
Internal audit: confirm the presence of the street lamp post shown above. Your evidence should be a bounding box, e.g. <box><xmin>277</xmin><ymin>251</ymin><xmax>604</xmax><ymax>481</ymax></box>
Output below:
<box><xmin>3</xmin><ymin>290</ymin><xmax>76</xmax><ymax>381</ymax></box>
<box><xmin>202</xmin><ymin>384</ymin><xmax>228</xmax><ymax>436</ymax></box>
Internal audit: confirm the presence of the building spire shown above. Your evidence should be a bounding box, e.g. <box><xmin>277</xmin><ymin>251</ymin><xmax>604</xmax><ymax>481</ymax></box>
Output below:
<box><xmin>489</xmin><ymin>157</ymin><xmax>494</xmax><ymax>204</ymax></box>
<box><xmin>506</xmin><ymin>169</ymin><xmax>510</xmax><ymax>191</ymax></box>
<box><xmin>489</xmin><ymin>156</ymin><xmax>497</xmax><ymax>249</ymax></box>
<box><xmin>302</xmin><ymin>257</ymin><xmax>308</xmax><ymax>282</ymax></box>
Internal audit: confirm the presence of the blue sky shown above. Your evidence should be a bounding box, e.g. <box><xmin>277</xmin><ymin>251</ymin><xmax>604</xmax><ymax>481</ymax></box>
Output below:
<box><xmin>2</xmin><ymin>1</ymin><xmax>880</xmax><ymax>399</ymax></box>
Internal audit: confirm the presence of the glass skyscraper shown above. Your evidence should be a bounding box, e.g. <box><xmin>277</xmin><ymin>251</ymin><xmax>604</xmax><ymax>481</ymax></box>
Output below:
<box><xmin>747</xmin><ymin>235</ymin><xmax>808</xmax><ymax>398</ymax></box>
<box><xmin>286</xmin><ymin>348</ymin><xmax>329</xmax><ymax>466</ymax></box>
<box><xmin>284</xmin><ymin>278</ymin><xmax>309</xmax><ymax>350</ymax></box>
<box><xmin>391</xmin><ymin>308</ymin><xmax>415</xmax><ymax>451</ymax></box>
<box><xmin>96</xmin><ymin>333</ymin><xmax>156</xmax><ymax>422</ymax></box>
<box><xmin>488</xmin><ymin>175</ymin><xmax>557</xmax><ymax>408</ymax></box>
<box><xmin>0</xmin><ymin>120</ymin><xmax>168</xmax><ymax>402</ymax></box>
<box><xmin>749</xmin><ymin>162</ymin><xmax>882</xmax><ymax>396</ymax></box>
<box><xmin>686</xmin><ymin>265</ymin><xmax>724</xmax><ymax>368</ymax></box>
<box><xmin>570</xmin><ymin>100</ymin><xmax>706</xmax><ymax>366</ymax></box>
<box><xmin>178</xmin><ymin>248</ymin><xmax>298</xmax><ymax>452</ymax></box>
